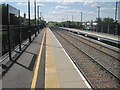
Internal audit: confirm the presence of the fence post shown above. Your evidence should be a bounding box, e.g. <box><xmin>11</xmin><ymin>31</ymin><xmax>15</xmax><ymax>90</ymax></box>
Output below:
<box><xmin>115</xmin><ymin>25</ymin><xmax>118</xmax><ymax>35</ymax></box>
<box><xmin>28</xmin><ymin>0</ymin><xmax>31</xmax><ymax>43</ymax></box>
<box><xmin>98</xmin><ymin>25</ymin><xmax>100</xmax><ymax>33</ymax></box>
<box><xmin>101</xmin><ymin>25</ymin><xmax>103</xmax><ymax>33</ymax></box>
<box><xmin>7</xmin><ymin>4</ymin><xmax>12</xmax><ymax>60</ymax></box>
<box><xmin>96</xmin><ymin>26</ymin><xmax>98</xmax><ymax>32</ymax></box>
<box><xmin>35</xmin><ymin>27</ymin><xmax>37</xmax><ymax>37</ymax></box>
<box><xmin>107</xmin><ymin>25</ymin><xmax>110</xmax><ymax>34</ymax></box>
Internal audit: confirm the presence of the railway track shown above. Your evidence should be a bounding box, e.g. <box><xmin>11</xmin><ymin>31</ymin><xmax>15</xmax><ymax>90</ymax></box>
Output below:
<box><xmin>62</xmin><ymin>28</ymin><xmax>120</xmax><ymax>60</ymax></box>
<box><xmin>54</xmin><ymin>27</ymin><xmax>120</xmax><ymax>80</ymax></box>
<box><xmin>51</xmin><ymin>27</ymin><xmax>120</xmax><ymax>88</ymax></box>
<box><xmin>60</xmin><ymin>29</ymin><xmax>120</xmax><ymax>78</ymax></box>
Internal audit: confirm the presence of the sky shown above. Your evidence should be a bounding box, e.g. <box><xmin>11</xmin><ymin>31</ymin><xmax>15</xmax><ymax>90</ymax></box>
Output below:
<box><xmin>0</xmin><ymin>0</ymin><xmax>119</xmax><ymax>22</ymax></box>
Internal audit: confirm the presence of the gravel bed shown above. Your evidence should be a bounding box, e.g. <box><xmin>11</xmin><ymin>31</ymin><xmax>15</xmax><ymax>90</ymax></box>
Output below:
<box><xmin>57</xmin><ymin>29</ymin><xmax>120</xmax><ymax>79</ymax></box>
<box><xmin>52</xmin><ymin>29</ymin><xmax>120</xmax><ymax>88</ymax></box>
<box><xmin>68</xmin><ymin>31</ymin><xmax>120</xmax><ymax>60</ymax></box>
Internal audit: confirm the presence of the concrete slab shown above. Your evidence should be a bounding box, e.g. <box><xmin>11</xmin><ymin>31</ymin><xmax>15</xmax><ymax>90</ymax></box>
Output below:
<box><xmin>61</xmin><ymin>82</ymin><xmax>89</xmax><ymax>88</ymax></box>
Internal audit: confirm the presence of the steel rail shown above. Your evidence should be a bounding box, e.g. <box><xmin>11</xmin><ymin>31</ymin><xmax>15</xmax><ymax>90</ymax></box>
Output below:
<box><xmin>54</xmin><ymin>29</ymin><xmax>120</xmax><ymax>82</ymax></box>
<box><xmin>60</xmin><ymin>30</ymin><xmax>120</xmax><ymax>61</ymax></box>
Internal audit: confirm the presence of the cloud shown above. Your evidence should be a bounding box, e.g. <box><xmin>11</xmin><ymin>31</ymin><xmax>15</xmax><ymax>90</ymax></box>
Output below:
<box><xmin>83</xmin><ymin>1</ymin><xmax>98</xmax><ymax>7</ymax></box>
<box><xmin>101</xmin><ymin>8</ymin><xmax>115</xmax><ymax>11</ymax></box>
<box><xmin>58</xmin><ymin>0</ymin><xmax>82</xmax><ymax>4</ymax></box>
<box><xmin>55</xmin><ymin>5</ymin><xmax>68</xmax><ymax>9</ymax></box>
<box><xmin>87</xmin><ymin>11</ymin><xmax>96</xmax><ymax>14</ymax></box>
<box><xmin>16</xmin><ymin>2</ymin><xmax>44</xmax><ymax>7</ymax></box>
<box><xmin>0</xmin><ymin>0</ymin><xmax>118</xmax><ymax>3</ymax></box>
<box><xmin>48</xmin><ymin>10</ymin><xmax>64</xmax><ymax>14</ymax></box>
<box><xmin>16</xmin><ymin>3</ymin><xmax>28</xmax><ymax>6</ymax></box>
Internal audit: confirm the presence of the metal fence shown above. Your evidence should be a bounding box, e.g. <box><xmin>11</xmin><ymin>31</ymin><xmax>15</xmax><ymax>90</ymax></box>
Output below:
<box><xmin>84</xmin><ymin>25</ymin><xmax>120</xmax><ymax>35</ymax></box>
<box><xmin>1</xmin><ymin>4</ymin><xmax>42</xmax><ymax>60</ymax></box>
<box><xmin>2</xmin><ymin>25</ymin><xmax>39</xmax><ymax>58</ymax></box>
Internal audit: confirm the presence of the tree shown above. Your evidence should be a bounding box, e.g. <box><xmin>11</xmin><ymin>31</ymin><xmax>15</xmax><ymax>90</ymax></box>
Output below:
<box><xmin>95</xmin><ymin>17</ymin><xmax>115</xmax><ymax>26</ymax></box>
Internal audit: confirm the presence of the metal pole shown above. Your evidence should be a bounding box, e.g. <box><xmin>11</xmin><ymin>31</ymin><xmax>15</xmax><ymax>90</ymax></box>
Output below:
<box><xmin>7</xmin><ymin>4</ymin><xmax>12</xmax><ymax>60</ymax></box>
<box><xmin>34</xmin><ymin>0</ymin><xmax>37</xmax><ymax>37</ymax></box>
<box><xmin>81</xmin><ymin>12</ymin><xmax>82</xmax><ymax>22</ymax></box>
<box><xmin>18</xmin><ymin>10</ymin><xmax>22</xmax><ymax>51</ymax></box>
<box><xmin>98</xmin><ymin>6</ymin><xmax>100</xmax><ymax>19</ymax></box>
<box><xmin>37</xmin><ymin>6</ymin><xmax>39</xmax><ymax>26</ymax></box>
<box><xmin>28</xmin><ymin>0</ymin><xmax>31</xmax><ymax>43</ymax></box>
<box><xmin>40</xmin><ymin>12</ymin><xmax>42</xmax><ymax>27</ymax></box>
<box><xmin>37</xmin><ymin>6</ymin><xmax>39</xmax><ymax>33</ymax></box>
<box><xmin>115</xmin><ymin>2</ymin><xmax>118</xmax><ymax>21</ymax></box>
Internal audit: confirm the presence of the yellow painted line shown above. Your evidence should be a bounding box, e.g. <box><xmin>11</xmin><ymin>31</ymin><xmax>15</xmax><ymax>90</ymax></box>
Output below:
<box><xmin>45</xmin><ymin>28</ymin><xmax>61</xmax><ymax>88</ymax></box>
<box><xmin>31</xmin><ymin>30</ymin><xmax>46</xmax><ymax>90</ymax></box>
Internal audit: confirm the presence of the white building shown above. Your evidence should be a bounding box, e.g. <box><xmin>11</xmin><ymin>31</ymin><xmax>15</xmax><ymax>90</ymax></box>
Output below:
<box><xmin>118</xmin><ymin>1</ymin><xmax>120</xmax><ymax>23</ymax></box>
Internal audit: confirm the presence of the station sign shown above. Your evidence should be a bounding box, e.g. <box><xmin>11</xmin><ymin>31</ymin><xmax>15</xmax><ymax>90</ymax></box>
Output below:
<box><xmin>8</xmin><ymin>5</ymin><xmax>19</xmax><ymax>15</ymax></box>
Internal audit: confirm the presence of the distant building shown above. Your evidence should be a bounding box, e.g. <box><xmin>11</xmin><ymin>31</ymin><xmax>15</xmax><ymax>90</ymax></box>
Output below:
<box><xmin>118</xmin><ymin>1</ymin><xmax>120</xmax><ymax>23</ymax></box>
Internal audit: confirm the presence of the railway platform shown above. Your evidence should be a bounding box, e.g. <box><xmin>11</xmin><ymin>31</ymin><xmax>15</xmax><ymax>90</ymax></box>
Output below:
<box><xmin>2</xmin><ymin>28</ymin><xmax>92</xmax><ymax>89</ymax></box>
<box><xmin>61</xmin><ymin>27</ymin><xmax>119</xmax><ymax>41</ymax></box>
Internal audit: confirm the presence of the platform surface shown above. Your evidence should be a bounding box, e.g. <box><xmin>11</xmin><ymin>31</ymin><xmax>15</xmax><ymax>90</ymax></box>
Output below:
<box><xmin>2</xmin><ymin>29</ymin><xmax>46</xmax><ymax>88</ymax></box>
<box><xmin>61</xmin><ymin>27</ymin><xmax>120</xmax><ymax>41</ymax></box>
<box><xmin>45</xmin><ymin>28</ymin><xmax>91</xmax><ymax>89</ymax></box>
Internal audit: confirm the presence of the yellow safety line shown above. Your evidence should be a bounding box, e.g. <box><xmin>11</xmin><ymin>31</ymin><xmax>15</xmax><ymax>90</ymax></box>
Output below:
<box><xmin>31</xmin><ymin>30</ymin><xmax>46</xmax><ymax>90</ymax></box>
<box><xmin>45</xmin><ymin>29</ymin><xmax>61</xmax><ymax>88</ymax></box>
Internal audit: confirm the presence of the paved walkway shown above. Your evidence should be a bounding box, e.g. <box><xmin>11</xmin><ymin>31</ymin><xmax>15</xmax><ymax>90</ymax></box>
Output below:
<box><xmin>2</xmin><ymin>29</ymin><xmax>46</xmax><ymax>88</ymax></box>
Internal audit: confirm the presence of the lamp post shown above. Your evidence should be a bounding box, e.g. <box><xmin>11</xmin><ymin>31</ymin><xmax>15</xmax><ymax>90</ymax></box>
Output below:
<box><xmin>98</xmin><ymin>6</ymin><xmax>100</xmax><ymax>19</ymax></box>
<box><xmin>80</xmin><ymin>12</ymin><xmax>82</xmax><ymax>22</ymax></box>
<box><xmin>37</xmin><ymin>6</ymin><xmax>39</xmax><ymax>26</ymax></box>
<box><xmin>80</xmin><ymin>12</ymin><xmax>83</xmax><ymax>29</ymax></box>
<box><xmin>115</xmin><ymin>1</ymin><xmax>118</xmax><ymax>21</ymax></box>
<box><xmin>37</xmin><ymin>5</ymin><xmax>41</xmax><ymax>32</ymax></box>
<box><xmin>34</xmin><ymin>0</ymin><xmax>37</xmax><ymax>37</ymax></box>
<box><xmin>28</xmin><ymin>0</ymin><xmax>31</xmax><ymax>43</ymax></box>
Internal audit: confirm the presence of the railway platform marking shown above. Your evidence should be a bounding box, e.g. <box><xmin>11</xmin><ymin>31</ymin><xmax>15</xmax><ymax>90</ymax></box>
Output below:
<box><xmin>45</xmin><ymin>28</ymin><xmax>61</xmax><ymax>88</ymax></box>
<box><xmin>30</xmin><ymin>30</ymin><xmax>46</xmax><ymax>89</ymax></box>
